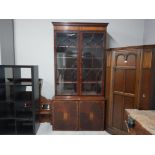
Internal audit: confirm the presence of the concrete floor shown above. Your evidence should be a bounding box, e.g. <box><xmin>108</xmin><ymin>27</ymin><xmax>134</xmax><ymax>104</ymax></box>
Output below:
<box><xmin>37</xmin><ymin>123</ymin><xmax>110</xmax><ymax>135</ymax></box>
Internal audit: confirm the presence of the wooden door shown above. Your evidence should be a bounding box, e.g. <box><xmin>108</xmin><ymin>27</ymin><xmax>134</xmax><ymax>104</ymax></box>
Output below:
<box><xmin>53</xmin><ymin>101</ymin><xmax>78</xmax><ymax>130</ymax></box>
<box><xmin>110</xmin><ymin>50</ymin><xmax>141</xmax><ymax>134</ymax></box>
<box><xmin>79</xmin><ymin>101</ymin><xmax>104</xmax><ymax>130</ymax></box>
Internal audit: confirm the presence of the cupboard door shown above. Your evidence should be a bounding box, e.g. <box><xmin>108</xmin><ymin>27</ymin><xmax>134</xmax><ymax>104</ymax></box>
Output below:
<box><xmin>53</xmin><ymin>101</ymin><xmax>78</xmax><ymax>130</ymax></box>
<box><xmin>79</xmin><ymin>101</ymin><xmax>104</xmax><ymax>130</ymax></box>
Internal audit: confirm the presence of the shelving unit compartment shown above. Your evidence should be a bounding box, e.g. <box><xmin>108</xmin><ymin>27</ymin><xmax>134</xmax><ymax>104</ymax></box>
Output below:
<box><xmin>0</xmin><ymin>119</ymin><xmax>15</xmax><ymax>135</ymax></box>
<box><xmin>0</xmin><ymin>101</ymin><xmax>15</xmax><ymax>118</ymax></box>
<box><xmin>0</xmin><ymin>85</ymin><xmax>6</xmax><ymax>100</ymax></box>
<box><xmin>16</xmin><ymin>120</ymin><xmax>34</xmax><ymax>135</ymax></box>
<box><xmin>14</xmin><ymin>85</ymin><xmax>32</xmax><ymax>101</ymax></box>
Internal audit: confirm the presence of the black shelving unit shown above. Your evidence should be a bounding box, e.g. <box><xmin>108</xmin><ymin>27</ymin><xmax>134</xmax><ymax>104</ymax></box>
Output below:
<box><xmin>0</xmin><ymin>65</ymin><xmax>40</xmax><ymax>135</ymax></box>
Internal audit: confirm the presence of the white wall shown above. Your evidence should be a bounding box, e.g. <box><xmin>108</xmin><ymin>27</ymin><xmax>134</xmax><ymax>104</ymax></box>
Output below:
<box><xmin>14</xmin><ymin>19</ymin><xmax>145</xmax><ymax>99</ymax></box>
<box><xmin>14</xmin><ymin>19</ymin><xmax>55</xmax><ymax>98</ymax></box>
<box><xmin>143</xmin><ymin>19</ymin><xmax>155</xmax><ymax>44</ymax></box>
<box><xmin>105</xmin><ymin>19</ymin><xmax>144</xmax><ymax>47</ymax></box>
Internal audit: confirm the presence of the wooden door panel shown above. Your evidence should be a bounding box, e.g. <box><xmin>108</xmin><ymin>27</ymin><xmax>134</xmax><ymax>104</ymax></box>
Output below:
<box><xmin>125</xmin><ymin>70</ymin><xmax>136</xmax><ymax>94</ymax></box>
<box><xmin>114</xmin><ymin>69</ymin><xmax>124</xmax><ymax>92</ymax></box>
<box><xmin>79</xmin><ymin>101</ymin><xmax>104</xmax><ymax>130</ymax></box>
<box><xmin>53</xmin><ymin>101</ymin><xmax>78</xmax><ymax>130</ymax></box>
<box><xmin>112</xmin><ymin>95</ymin><xmax>124</xmax><ymax>130</ymax></box>
<box><xmin>116</xmin><ymin>55</ymin><xmax>126</xmax><ymax>66</ymax></box>
<box><xmin>116</xmin><ymin>54</ymin><xmax>136</xmax><ymax>67</ymax></box>
<box><xmin>140</xmin><ymin>69</ymin><xmax>151</xmax><ymax>110</ymax></box>
<box><xmin>122</xmin><ymin>97</ymin><xmax>135</xmax><ymax>131</ymax></box>
<box><xmin>143</xmin><ymin>50</ymin><xmax>152</xmax><ymax>68</ymax></box>
<box><xmin>126</xmin><ymin>54</ymin><xmax>136</xmax><ymax>66</ymax></box>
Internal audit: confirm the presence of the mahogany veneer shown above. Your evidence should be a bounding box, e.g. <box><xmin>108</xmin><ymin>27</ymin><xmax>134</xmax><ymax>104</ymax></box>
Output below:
<box><xmin>52</xmin><ymin>22</ymin><xmax>108</xmax><ymax>130</ymax></box>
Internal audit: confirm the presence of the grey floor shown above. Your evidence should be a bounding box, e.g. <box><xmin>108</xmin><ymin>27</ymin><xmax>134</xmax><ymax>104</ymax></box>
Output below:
<box><xmin>37</xmin><ymin>123</ymin><xmax>110</xmax><ymax>135</ymax></box>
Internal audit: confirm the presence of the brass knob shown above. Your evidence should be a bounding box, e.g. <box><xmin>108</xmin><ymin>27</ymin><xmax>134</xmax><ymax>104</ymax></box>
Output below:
<box><xmin>142</xmin><ymin>94</ymin><xmax>146</xmax><ymax>98</ymax></box>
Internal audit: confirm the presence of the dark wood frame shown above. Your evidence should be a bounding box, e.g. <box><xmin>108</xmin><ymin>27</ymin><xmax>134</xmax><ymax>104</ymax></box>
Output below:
<box><xmin>54</xmin><ymin>30</ymin><xmax>80</xmax><ymax>96</ymax></box>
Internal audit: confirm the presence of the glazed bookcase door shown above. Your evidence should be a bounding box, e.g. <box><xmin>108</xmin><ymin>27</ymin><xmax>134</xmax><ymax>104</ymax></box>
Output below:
<box><xmin>55</xmin><ymin>32</ymin><xmax>79</xmax><ymax>95</ymax></box>
<box><xmin>81</xmin><ymin>32</ymin><xmax>105</xmax><ymax>95</ymax></box>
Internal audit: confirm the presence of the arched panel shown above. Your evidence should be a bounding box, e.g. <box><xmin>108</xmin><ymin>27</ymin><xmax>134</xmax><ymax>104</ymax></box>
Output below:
<box><xmin>116</xmin><ymin>53</ymin><xmax>136</xmax><ymax>67</ymax></box>
<box><xmin>116</xmin><ymin>55</ymin><xmax>125</xmax><ymax>66</ymax></box>
<box><xmin>126</xmin><ymin>54</ymin><xmax>136</xmax><ymax>66</ymax></box>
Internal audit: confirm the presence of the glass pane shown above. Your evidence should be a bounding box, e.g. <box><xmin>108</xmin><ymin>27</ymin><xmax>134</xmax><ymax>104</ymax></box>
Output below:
<box><xmin>82</xmin><ymin>69</ymin><xmax>103</xmax><ymax>81</ymax></box>
<box><xmin>81</xmin><ymin>33</ymin><xmax>104</xmax><ymax>95</ymax></box>
<box><xmin>57</xmin><ymin>57</ymin><xmax>77</xmax><ymax>68</ymax></box>
<box><xmin>57</xmin><ymin>69</ymin><xmax>77</xmax><ymax>82</ymax></box>
<box><xmin>83</xmin><ymin>33</ymin><xmax>104</xmax><ymax>47</ymax></box>
<box><xmin>82</xmin><ymin>83</ymin><xmax>102</xmax><ymax>95</ymax></box>
<box><xmin>56</xmin><ymin>83</ymin><xmax>77</xmax><ymax>95</ymax></box>
<box><xmin>83</xmin><ymin>47</ymin><xmax>104</xmax><ymax>58</ymax></box>
<box><xmin>82</xmin><ymin>57</ymin><xmax>103</xmax><ymax>68</ymax></box>
<box><xmin>56</xmin><ymin>33</ymin><xmax>77</xmax><ymax>47</ymax></box>
<box><xmin>56</xmin><ymin>32</ymin><xmax>78</xmax><ymax>95</ymax></box>
<box><xmin>57</xmin><ymin>47</ymin><xmax>77</xmax><ymax>57</ymax></box>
